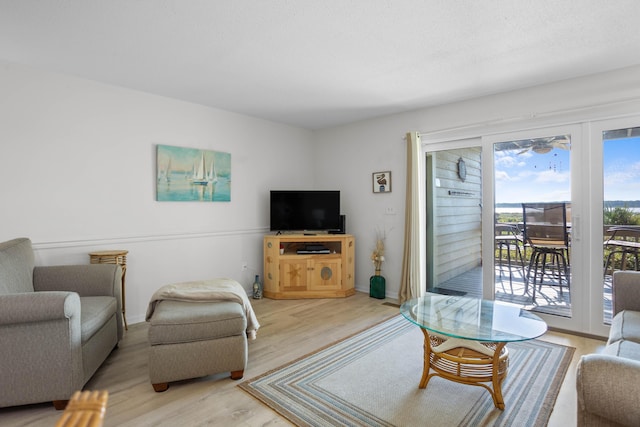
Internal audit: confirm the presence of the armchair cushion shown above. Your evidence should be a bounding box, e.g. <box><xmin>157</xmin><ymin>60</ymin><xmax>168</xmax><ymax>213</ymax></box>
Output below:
<box><xmin>612</xmin><ymin>270</ymin><xmax>640</xmax><ymax>315</ymax></box>
<box><xmin>608</xmin><ymin>310</ymin><xmax>640</xmax><ymax>345</ymax></box>
<box><xmin>602</xmin><ymin>337</ymin><xmax>640</xmax><ymax>360</ymax></box>
<box><xmin>80</xmin><ymin>296</ymin><xmax>118</xmax><ymax>344</ymax></box>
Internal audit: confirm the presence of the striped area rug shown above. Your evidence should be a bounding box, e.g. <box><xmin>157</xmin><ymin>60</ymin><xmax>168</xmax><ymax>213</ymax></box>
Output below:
<box><xmin>239</xmin><ymin>315</ymin><xmax>574</xmax><ymax>427</ymax></box>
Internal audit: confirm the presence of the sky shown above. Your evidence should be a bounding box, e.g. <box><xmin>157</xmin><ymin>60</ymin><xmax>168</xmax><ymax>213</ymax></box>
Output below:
<box><xmin>602</xmin><ymin>136</ymin><xmax>640</xmax><ymax>201</ymax></box>
<box><xmin>494</xmin><ymin>144</ymin><xmax>571</xmax><ymax>204</ymax></box>
<box><xmin>494</xmin><ymin>135</ymin><xmax>640</xmax><ymax>204</ymax></box>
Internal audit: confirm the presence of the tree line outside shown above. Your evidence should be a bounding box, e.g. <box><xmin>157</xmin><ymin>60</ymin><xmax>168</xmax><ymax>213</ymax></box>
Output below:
<box><xmin>495</xmin><ymin>203</ymin><xmax>640</xmax><ymax>225</ymax></box>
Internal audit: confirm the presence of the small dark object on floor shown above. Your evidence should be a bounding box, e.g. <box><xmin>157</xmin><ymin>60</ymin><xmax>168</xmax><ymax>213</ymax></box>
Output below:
<box><xmin>427</xmin><ymin>287</ymin><xmax>467</xmax><ymax>296</ymax></box>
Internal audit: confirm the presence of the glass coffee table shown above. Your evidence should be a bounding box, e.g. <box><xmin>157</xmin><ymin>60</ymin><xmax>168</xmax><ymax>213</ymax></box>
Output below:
<box><xmin>400</xmin><ymin>294</ymin><xmax>547</xmax><ymax>410</ymax></box>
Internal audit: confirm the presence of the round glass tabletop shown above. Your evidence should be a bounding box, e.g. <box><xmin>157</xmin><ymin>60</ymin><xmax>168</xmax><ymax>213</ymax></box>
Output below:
<box><xmin>400</xmin><ymin>294</ymin><xmax>547</xmax><ymax>342</ymax></box>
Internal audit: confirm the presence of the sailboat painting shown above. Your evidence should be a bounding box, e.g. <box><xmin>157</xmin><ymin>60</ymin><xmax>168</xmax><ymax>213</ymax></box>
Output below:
<box><xmin>156</xmin><ymin>144</ymin><xmax>231</xmax><ymax>202</ymax></box>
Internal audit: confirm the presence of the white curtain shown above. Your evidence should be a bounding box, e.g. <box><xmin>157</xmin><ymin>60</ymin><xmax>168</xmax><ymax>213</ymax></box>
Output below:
<box><xmin>399</xmin><ymin>131</ymin><xmax>425</xmax><ymax>303</ymax></box>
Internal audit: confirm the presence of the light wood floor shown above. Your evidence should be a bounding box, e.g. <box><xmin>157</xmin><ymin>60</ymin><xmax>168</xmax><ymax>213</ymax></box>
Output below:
<box><xmin>1</xmin><ymin>292</ymin><xmax>606</xmax><ymax>427</ymax></box>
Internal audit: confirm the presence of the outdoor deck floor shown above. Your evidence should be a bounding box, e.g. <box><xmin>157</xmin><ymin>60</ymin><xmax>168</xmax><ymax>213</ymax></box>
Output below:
<box><xmin>436</xmin><ymin>265</ymin><xmax>613</xmax><ymax>324</ymax></box>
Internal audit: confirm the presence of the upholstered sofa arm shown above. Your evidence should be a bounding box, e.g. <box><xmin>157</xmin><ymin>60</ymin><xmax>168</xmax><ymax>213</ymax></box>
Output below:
<box><xmin>612</xmin><ymin>271</ymin><xmax>640</xmax><ymax>315</ymax></box>
<box><xmin>0</xmin><ymin>291</ymin><xmax>84</xmax><ymax>408</ymax></box>
<box><xmin>0</xmin><ymin>291</ymin><xmax>80</xmax><ymax>324</ymax></box>
<box><xmin>33</xmin><ymin>264</ymin><xmax>122</xmax><ymax>297</ymax></box>
<box><xmin>576</xmin><ymin>354</ymin><xmax>640</xmax><ymax>426</ymax></box>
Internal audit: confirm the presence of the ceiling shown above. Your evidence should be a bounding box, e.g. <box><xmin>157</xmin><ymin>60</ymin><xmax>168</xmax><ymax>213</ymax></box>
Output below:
<box><xmin>2</xmin><ymin>1</ymin><xmax>640</xmax><ymax>130</ymax></box>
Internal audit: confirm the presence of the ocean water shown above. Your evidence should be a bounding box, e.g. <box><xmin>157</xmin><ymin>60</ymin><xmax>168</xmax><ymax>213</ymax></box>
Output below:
<box><xmin>156</xmin><ymin>172</ymin><xmax>231</xmax><ymax>202</ymax></box>
<box><xmin>496</xmin><ymin>206</ymin><xmax>640</xmax><ymax>214</ymax></box>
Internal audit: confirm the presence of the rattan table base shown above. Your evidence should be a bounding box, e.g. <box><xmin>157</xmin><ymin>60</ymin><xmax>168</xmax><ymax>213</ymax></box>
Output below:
<box><xmin>419</xmin><ymin>329</ymin><xmax>509</xmax><ymax>410</ymax></box>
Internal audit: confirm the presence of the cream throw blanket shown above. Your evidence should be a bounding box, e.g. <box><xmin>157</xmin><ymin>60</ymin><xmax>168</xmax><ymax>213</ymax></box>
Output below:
<box><xmin>146</xmin><ymin>278</ymin><xmax>260</xmax><ymax>339</ymax></box>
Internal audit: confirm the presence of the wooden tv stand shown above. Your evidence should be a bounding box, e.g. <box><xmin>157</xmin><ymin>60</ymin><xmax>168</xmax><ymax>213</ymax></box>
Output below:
<box><xmin>263</xmin><ymin>234</ymin><xmax>355</xmax><ymax>299</ymax></box>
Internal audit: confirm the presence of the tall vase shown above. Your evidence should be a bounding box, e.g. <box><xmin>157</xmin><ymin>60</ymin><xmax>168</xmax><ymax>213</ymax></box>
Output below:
<box><xmin>252</xmin><ymin>274</ymin><xmax>263</xmax><ymax>299</ymax></box>
<box><xmin>370</xmin><ymin>270</ymin><xmax>386</xmax><ymax>299</ymax></box>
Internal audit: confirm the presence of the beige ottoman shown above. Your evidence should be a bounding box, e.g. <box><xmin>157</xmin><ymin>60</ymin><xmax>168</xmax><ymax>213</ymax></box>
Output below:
<box><xmin>148</xmin><ymin>300</ymin><xmax>248</xmax><ymax>392</ymax></box>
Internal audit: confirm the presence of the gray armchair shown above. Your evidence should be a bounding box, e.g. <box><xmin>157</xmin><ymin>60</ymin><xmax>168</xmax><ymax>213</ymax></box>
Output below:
<box><xmin>0</xmin><ymin>238</ymin><xmax>123</xmax><ymax>409</ymax></box>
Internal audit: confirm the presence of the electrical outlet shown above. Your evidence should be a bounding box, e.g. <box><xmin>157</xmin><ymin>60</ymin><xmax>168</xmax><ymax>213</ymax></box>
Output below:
<box><xmin>241</xmin><ymin>262</ymin><xmax>248</xmax><ymax>271</ymax></box>
<box><xmin>385</xmin><ymin>207</ymin><xmax>396</xmax><ymax>215</ymax></box>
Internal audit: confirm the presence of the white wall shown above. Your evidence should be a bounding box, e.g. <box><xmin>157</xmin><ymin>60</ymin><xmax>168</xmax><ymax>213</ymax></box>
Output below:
<box><xmin>4</xmin><ymin>59</ymin><xmax>640</xmax><ymax>321</ymax></box>
<box><xmin>0</xmin><ymin>61</ymin><xmax>314</xmax><ymax>324</ymax></box>
<box><xmin>314</xmin><ymin>65</ymin><xmax>640</xmax><ymax>298</ymax></box>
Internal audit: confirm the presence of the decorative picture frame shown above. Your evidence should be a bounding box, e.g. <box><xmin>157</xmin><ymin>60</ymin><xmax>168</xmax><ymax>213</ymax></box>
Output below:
<box><xmin>372</xmin><ymin>171</ymin><xmax>391</xmax><ymax>193</ymax></box>
<box><xmin>156</xmin><ymin>144</ymin><xmax>231</xmax><ymax>202</ymax></box>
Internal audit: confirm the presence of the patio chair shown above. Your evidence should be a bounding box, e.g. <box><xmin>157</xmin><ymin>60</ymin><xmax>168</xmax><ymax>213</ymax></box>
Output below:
<box><xmin>522</xmin><ymin>203</ymin><xmax>570</xmax><ymax>300</ymax></box>
<box><xmin>494</xmin><ymin>223</ymin><xmax>527</xmax><ymax>293</ymax></box>
<box><xmin>603</xmin><ymin>226</ymin><xmax>640</xmax><ymax>276</ymax></box>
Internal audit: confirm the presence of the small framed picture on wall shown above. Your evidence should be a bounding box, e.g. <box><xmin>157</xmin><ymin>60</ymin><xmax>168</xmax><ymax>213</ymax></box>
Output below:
<box><xmin>373</xmin><ymin>171</ymin><xmax>391</xmax><ymax>193</ymax></box>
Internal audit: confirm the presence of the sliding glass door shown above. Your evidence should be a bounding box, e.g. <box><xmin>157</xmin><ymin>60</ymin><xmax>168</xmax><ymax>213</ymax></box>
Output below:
<box><xmin>423</xmin><ymin>118</ymin><xmax>640</xmax><ymax>335</ymax></box>
<box><xmin>424</xmin><ymin>125</ymin><xmax>582</xmax><ymax>331</ymax></box>
<box><xmin>425</xmin><ymin>139</ymin><xmax>483</xmax><ymax>297</ymax></box>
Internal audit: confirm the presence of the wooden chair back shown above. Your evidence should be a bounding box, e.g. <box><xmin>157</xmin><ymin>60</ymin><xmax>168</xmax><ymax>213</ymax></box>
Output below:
<box><xmin>55</xmin><ymin>391</ymin><xmax>108</xmax><ymax>427</ymax></box>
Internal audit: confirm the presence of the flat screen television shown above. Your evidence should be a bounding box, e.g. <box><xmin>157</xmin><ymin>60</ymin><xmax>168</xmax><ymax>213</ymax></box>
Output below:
<box><xmin>270</xmin><ymin>190</ymin><xmax>341</xmax><ymax>232</ymax></box>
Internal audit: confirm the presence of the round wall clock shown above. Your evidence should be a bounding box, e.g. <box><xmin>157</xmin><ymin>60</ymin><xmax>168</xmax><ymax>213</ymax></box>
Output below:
<box><xmin>457</xmin><ymin>158</ymin><xmax>467</xmax><ymax>182</ymax></box>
